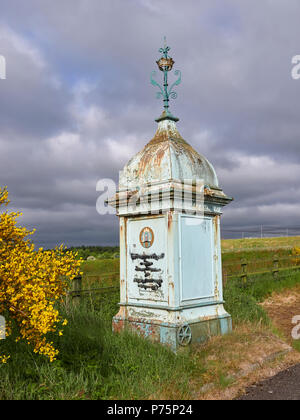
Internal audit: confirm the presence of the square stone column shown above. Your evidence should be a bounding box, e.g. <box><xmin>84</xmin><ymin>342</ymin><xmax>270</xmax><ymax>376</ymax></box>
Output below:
<box><xmin>110</xmin><ymin>184</ymin><xmax>232</xmax><ymax>350</ymax></box>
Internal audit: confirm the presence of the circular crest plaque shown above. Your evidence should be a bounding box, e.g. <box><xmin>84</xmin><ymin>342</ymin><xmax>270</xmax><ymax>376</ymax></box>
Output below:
<box><xmin>139</xmin><ymin>227</ymin><xmax>154</xmax><ymax>249</ymax></box>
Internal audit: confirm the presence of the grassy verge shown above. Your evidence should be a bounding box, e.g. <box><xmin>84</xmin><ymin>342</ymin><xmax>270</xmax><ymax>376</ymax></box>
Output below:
<box><xmin>0</xmin><ymin>294</ymin><xmax>196</xmax><ymax>400</ymax></box>
<box><xmin>224</xmin><ymin>270</ymin><xmax>300</xmax><ymax>324</ymax></box>
<box><xmin>293</xmin><ymin>341</ymin><xmax>300</xmax><ymax>352</ymax></box>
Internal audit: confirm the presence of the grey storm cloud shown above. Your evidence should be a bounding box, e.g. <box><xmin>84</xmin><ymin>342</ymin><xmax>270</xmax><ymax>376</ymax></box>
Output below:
<box><xmin>1</xmin><ymin>0</ymin><xmax>300</xmax><ymax>247</ymax></box>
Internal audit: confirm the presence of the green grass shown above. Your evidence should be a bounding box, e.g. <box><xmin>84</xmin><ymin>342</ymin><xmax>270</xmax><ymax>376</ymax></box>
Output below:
<box><xmin>0</xmin><ymin>296</ymin><xmax>196</xmax><ymax>400</ymax></box>
<box><xmin>221</xmin><ymin>236</ymin><xmax>300</xmax><ymax>252</ymax></box>
<box><xmin>81</xmin><ymin>259</ymin><xmax>119</xmax><ymax>274</ymax></box>
<box><xmin>81</xmin><ymin>259</ymin><xmax>119</xmax><ymax>288</ymax></box>
<box><xmin>68</xmin><ymin>237</ymin><xmax>300</xmax><ymax>261</ymax></box>
<box><xmin>221</xmin><ymin>236</ymin><xmax>300</xmax><ymax>277</ymax></box>
<box><xmin>292</xmin><ymin>340</ymin><xmax>300</xmax><ymax>352</ymax></box>
<box><xmin>224</xmin><ymin>270</ymin><xmax>300</xmax><ymax>324</ymax></box>
<box><xmin>2</xmin><ymin>237</ymin><xmax>300</xmax><ymax>400</ymax></box>
<box><xmin>66</xmin><ymin>246</ymin><xmax>119</xmax><ymax>261</ymax></box>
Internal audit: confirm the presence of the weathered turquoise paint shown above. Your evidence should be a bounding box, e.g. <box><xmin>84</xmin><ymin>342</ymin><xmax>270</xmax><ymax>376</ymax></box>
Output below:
<box><xmin>160</xmin><ymin>326</ymin><xmax>176</xmax><ymax>348</ymax></box>
<box><xmin>180</xmin><ymin>216</ymin><xmax>215</xmax><ymax>302</ymax></box>
<box><xmin>119</xmin><ymin>120</ymin><xmax>219</xmax><ymax>191</ymax></box>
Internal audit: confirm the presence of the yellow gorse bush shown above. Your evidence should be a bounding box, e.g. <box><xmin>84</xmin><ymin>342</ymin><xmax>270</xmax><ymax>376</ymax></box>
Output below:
<box><xmin>0</xmin><ymin>187</ymin><xmax>82</xmax><ymax>362</ymax></box>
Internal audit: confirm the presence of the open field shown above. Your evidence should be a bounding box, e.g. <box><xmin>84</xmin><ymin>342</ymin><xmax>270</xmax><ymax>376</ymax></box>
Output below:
<box><xmin>221</xmin><ymin>236</ymin><xmax>300</xmax><ymax>276</ymax></box>
<box><xmin>221</xmin><ymin>236</ymin><xmax>300</xmax><ymax>252</ymax></box>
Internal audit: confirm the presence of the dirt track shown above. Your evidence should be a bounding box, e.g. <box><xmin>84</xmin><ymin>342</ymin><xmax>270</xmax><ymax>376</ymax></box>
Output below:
<box><xmin>261</xmin><ymin>286</ymin><xmax>300</xmax><ymax>343</ymax></box>
<box><xmin>236</xmin><ymin>286</ymin><xmax>300</xmax><ymax>400</ymax></box>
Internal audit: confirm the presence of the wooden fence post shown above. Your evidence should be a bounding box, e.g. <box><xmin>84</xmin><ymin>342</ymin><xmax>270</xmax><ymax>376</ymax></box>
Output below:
<box><xmin>241</xmin><ymin>259</ymin><xmax>248</xmax><ymax>284</ymax></box>
<box><xmin>72</xmin><ymin>275</ymin><xmax>82</xmax><ymax>305</ymax></box>
<box><xmin>272</xmin><ymin>255</ymin><xmax>279</xmax><ymax>279</ymax></box>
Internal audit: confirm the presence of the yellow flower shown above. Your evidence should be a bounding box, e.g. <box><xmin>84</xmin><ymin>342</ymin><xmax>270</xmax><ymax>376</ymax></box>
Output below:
<box><xmin>0</xmin><ymin>355</ymin><xmax>10</xmax><ymax>364</ymax></box>
<box><xmin>0</xmin><ymin>187</ymin><xmax>81</xmax><ymax>362</ymax></box>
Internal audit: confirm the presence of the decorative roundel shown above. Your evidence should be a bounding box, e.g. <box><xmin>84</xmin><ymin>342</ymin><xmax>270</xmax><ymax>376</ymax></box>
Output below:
<box><xmin>139</xmin><ymin>227</ymin><xmax>154</xmax><ymax>249</ymax></box>
<box><xmin>177</xmin><ymin>324</ymin><xmax>192</xmax><ymax>346</ymax></box>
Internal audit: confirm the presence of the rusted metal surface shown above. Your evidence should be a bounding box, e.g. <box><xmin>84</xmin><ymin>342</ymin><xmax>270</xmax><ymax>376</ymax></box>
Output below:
<box><xmin>110</xmin><ymin>111</ymin><xmax>233</xmax><ymax>350</ymax></box>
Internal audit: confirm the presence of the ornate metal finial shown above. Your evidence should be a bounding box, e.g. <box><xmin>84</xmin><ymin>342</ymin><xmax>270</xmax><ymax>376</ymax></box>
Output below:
<box><xmin>151</xmin><ymin>37</ymin><xmax>181</xmax><ymax>122</ymax></box>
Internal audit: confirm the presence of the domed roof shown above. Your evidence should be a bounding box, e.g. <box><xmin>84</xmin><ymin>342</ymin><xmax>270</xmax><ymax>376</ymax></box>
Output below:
<box><xmin>119</xmin><ymin>116</ymin><xmax>219</xmax><ymax>190</ymax></box>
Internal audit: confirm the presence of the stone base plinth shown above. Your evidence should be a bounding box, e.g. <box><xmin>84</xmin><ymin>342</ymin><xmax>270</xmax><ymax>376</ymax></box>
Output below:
<box><xmin>112</xmin><ymin>310</ymin><xmax>232</xmax><ymax>352</ymax></box>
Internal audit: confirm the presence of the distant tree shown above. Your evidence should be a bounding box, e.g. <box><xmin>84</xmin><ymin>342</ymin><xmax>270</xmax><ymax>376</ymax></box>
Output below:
<box><xmin>0</xmin><ymin>187</ymin><xmax>81</xmax><ymax>363</ymax></box>
<box><xmin>65</xmin><ymin>245</ymin><xmax>119</xmax><ymax>261</ymax></box>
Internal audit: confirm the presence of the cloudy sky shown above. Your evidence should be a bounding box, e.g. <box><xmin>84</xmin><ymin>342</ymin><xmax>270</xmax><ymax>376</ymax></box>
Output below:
<box><xmin>1</xmin><ymin>0</ymin><xmax>300</xmax><ymax>247</ymax></box>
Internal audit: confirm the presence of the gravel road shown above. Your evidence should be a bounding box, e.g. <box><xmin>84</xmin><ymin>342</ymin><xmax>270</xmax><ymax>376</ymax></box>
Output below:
<box><xmin>236</xmin><ymin>363</ymin><xmax>300</xmax><ymax>400</ymax></box>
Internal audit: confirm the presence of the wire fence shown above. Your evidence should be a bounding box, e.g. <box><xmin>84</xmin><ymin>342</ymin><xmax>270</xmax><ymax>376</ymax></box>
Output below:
<box><xmin>222</xmin><ymin>254</ymin><xmax>300</xmax><ymax>288</ymax></box>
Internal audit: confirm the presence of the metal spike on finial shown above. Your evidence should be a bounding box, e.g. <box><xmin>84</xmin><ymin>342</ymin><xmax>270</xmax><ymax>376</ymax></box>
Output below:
<box><xmin>150</xmin><ymin>37</ymin><xmax>181</xmax><ymax>122</ymax></box>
